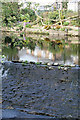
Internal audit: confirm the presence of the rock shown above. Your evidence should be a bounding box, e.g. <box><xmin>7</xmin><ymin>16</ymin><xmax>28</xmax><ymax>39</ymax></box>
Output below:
<box><xmin>6</xmin><ymin>106</ymin><xmax>14</xmax><ymax>109</ymax></box>
<box><xmin>54</xmin><ymin>63</ymin><xmax>59</xmax><ymax>66</ymax></box>
<box><xmin>61</xmin><ymin>67</ymin><xmax>64</xmax><ymax>70</ymax></box>
<box><xmin>60</xmin><ymin>79</ymin><xmax>67</xmax><ymax>83</ymax></box>
<box><xmin>48</xmin><ymin>67</ymin><xmax>53</xmax><ymax>70</ymax></box>
<box><xmin>64</xmin><ymin>67</ymin><xmax>68</xmax><ymax>71</ymax></box>
<box><xmin>47</xmin><ymin>63</ymin><xmax>51</xmax><ymax>66</ymax></box>
<box><xmin>30</xmin><ymin>62</ymin><xmax>35</xmax><ymax>64</ymax></box>
<box><xmin>64</xmin><ymin>64</ymin><xmax>69</xmax><ymax>67</ymax></box>
<box><xmin>61</xmin><ymin>88</ymin><xmax>65</xmax><ymax>91</ymax></box>
<box><xmin>12</xmin><ymin>60</ymin><xmax>22</xmax><ymax>63</ymax></box>
<box><xmin>70</xmin><ymin>64</ymin><xmax>75</xmax><ymax>67</ymax></box>
<box><xmin>69</xmin><ymin>99</ymin><xmax>73</xmax><ymax>102</ymax></box>
<box><xmin>68</xmin><ymin>115</ymin><xmax>72</xmax><ymax>118</ymax></box>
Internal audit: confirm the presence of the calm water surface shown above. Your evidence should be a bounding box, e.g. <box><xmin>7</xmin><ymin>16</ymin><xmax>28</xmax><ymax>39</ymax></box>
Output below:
<box><xmin>1</xmin><ymin>32</ymin><xmax>80</xmax><ymax>66</ymax></box>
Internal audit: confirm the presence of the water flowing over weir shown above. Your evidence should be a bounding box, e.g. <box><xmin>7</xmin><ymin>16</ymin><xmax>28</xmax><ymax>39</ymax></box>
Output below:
<box><xmin>2</xmin><ymin>62</ymin><xmax>79</xmax><ymax>118</ymax></box>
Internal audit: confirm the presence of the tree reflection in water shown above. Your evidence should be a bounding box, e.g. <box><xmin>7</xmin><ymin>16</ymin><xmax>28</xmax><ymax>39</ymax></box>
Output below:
<box><xmin>78</xmin><ymin>36</ymin><xmax>80</xmax><ymax>66</ymax></box>
<box><xmin>2</xmin><ymin>46</ymin><xmax>19</xmax><ymax>61</ymax></box>
<box><xmin>2</xmin><ymin>33</ymin><xmax>80</xmax><ymax>65</ymax></box>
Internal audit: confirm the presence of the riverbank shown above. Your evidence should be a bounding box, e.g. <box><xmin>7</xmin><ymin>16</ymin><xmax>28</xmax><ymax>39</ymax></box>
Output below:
<box><xmin>2</xmin><ymin>62</ymin><xmax>80</xmax><ymax>119</ymax></box>
<box><xmin>24</xmin><ymin>25</ymin><xmax>79</xmax><ymax>37</ymax></box>
<box><xmin>1</xmin><ymin>30</ymin><xmax>80</xmax><ymax>45</ymax></box>
<box><xmin>1</xmin><ymin>25</ymin><xmax>79</xmax><ymax>37</ymax></box>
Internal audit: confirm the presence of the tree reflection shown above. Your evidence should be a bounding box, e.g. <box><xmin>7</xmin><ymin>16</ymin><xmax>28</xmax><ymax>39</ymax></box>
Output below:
<box><xmin>37</xmin><ymin>40</ymin><xmax>43</xmax><ymax>50</ymax></box>
<box><xmin>2</xmin><ymin>33</ymin><xmax>80</xmax><ymax>65</ymax></box>
<box><xmin>27</xmin><ymin>40</ymin><xmax>36</xmax><ymax>51</ymax></box>
<box><xmin>78</xmin><ymin>37</ymin><xmax>80</xmax><ymax>66</ymax></box>
<box><xmin>2</xmin><ymin>46</ymin><xmax>19</xmax><ymax>61</ymax></box>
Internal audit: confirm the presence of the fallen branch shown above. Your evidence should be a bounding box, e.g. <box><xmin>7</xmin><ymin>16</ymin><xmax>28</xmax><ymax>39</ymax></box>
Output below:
<box><xmin>53</xmin><ymin>15</ymin><xmax>78</xmax><ymax>25</ymax></box>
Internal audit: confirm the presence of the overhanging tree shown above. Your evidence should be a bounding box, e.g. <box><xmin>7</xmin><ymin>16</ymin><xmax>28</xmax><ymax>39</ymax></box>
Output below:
<box><xmin>2</xmin><ymin>2</ymin><xmax>21</xmax><ymax>26</ymax></box>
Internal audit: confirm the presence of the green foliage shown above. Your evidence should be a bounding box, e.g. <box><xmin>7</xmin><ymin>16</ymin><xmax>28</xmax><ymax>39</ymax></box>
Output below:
<box><xmin>20</xmin><ymin>13</ymin><xmax>30</xmax><ymax>22</ymax></box>
<box><xmin>61</xmin><ymin>27</ymin><xmax>65</xmax><ymax>31</ymax></box>
<box><xmin>25</xmin><ymin>60</ymin><xmax>28</xmax><ymax>63</ymax></box>
<box><xmin>17</xmin><ymin>24</ymin><xmax>23</xmax><ymax>31</ymax></box>
<box><xmin>66</xmin><ymin>10</ymin><xmax>77</xmax><ymax>18</ymax></box>
<box><xmin>26</xmin><ymin>2</ymin><xmax>32</xmax><ymax>9</ymax></box>
<box><xmin>27</xmin><ymin>41</ymin><xmax>36</xmax><ymax>51</ymax></box>
<box><xmin>2</xmin><ymin>23</ymin><xmax>6</xmax><ymax>27</ymax></box>
<box><xmin>71</xmin><ymin>20</ymin><xmax>80</xmax><ymax>27</ymax></box>
<box><xmin>44</xmin><ymin>19</ymin><xmax>49</xmax><ymax>25</ymax></box>
<box><xmin>22</xmin><ymin>62</ymin><xmax>27</xmax><ymax>66</ymax></box>
<box><xmin>2</xmin><ymin>46</ymin><xmax>18</xmax><ymax>61</ymax></box>
<box><xmin>26</xmin><ymin>24</ymin><xmax>31</xmax><ymax>28</ymax></box>
<box><xmin>36</xmin><ymin>62</ymin><xmax>41</xmax><ymax>65</ymax></box>
<box><xmin>71</xmin><ymin>20</ymin><xmax>75</xmax><ymax>26</ymax></box>
<box><xmin>21</xmin><ymin>8</ymin><xmax>36</xmax><ymax>22</ymax></box>
<box><xmin>2</xmin><ymin>2</ymin><xmax>21</xmax><ymax>26</ymax></box>
<box><xmin>2</xmin><ymin>2</ymin><xmax>36</xmax><ymax>27</ymax></box>
<box><xmin>38</xmin><ymin>21</ymin><xmax>42</xmax><ymax>26</ymax></box>
<box><xmin>63</xmin><ymin>22</ymin><xmax>69</xmax><ymax>26</ymax></box>
<box><xmin>49</xmin><ymin>42</ymin><xmax>61</xmax><ymax>54</ymax></box>
<box><xmin>1</xmin><ymin>55</ymin><xmax>6</xmax><ymax>58</ymax></box>
<box><xmin>48</xmin><ymin>11</ymin><xmax>59</xmax><ymax>20</ymax></box>
<box><xmin>62</xmin><ymin>2</ymin><xmax>68</xmax><ymax>9</ymax></box>
<box><xmin>61</xmin><ymin>15</ymin><xmax>65</xmax><ymax>19</ymax></box>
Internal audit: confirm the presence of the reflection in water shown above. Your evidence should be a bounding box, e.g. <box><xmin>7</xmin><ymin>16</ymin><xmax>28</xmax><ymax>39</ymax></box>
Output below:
<box><xmin>2</xmin><ymin>47</ymin><xmax>19</xmax><ymax>61</ymax></box>
<box><xmin>2</xmin><ymin>32</ymin><xmax>79</xmax><ymax>65</ymax></box>
<box><xmin>78</xmin><ymin>37</ymin><xmax>80</xmax><ymax>66</ymax></box>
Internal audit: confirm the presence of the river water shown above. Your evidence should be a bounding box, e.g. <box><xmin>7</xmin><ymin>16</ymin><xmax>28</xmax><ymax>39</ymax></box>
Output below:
<box><xmin>1</xmin><ymin>32</ymin><xmax>80</xmax><ymax>119</ymax></box>
<box><xmin>1</xmin><ymin>31</ymin><xmax>80</xmax><ymax>66</ymax></box>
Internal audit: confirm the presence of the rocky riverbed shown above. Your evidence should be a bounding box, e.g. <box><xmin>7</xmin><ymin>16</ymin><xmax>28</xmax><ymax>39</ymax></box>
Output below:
<box><xmin>1</xmin><ymin>62</ymin><xmax>80</xmax><ymax>119</ymax></box>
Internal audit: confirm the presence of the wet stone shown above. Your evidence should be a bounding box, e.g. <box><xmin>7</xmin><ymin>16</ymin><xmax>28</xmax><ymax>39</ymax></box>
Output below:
<box><xmin>69</xmin><ymin>99</ymin><xmax>73</xmax><ymax>102</ymax></box>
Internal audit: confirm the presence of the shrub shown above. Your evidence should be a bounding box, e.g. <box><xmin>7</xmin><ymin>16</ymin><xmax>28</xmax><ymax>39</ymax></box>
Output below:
<box><xmin>16</xmin><ymin>24</ymin><xmax>23</xmax><ymax>31</ymax></box>
<box><xmin>21</xmin><ymin>8</ymin><xmax>36</xmax><ymax>22</ymax></box>
<box><xmin>2</xmin><ymin>23</ymin><xmax>6</xmax><ymax>27</ymax></box>
<box><xmin>71</xmin><ymin>20</ymin><xmax>80</xmax><ymax>27</ymax></box>
<box><xmin>61</xmin><ymin>27</ymin><xmax>65</xmax><ymax>31</ymax></box>
<box><xmin>48</xmin><ymin>11</ymin><xmax>59</xmax><ymax>20</ymax></box>
<box><xmin>63</xmin><ymin>22</ymin><xmax>69</xmax><ymax>26</ymax></box>
<box><xmin>61</xmin><ymin>15</ymin><xmax>65</xmax><ymax>19</ymax></box>
<box><xmin>26</xmin><ymin>24</ymin><xmax>31</xmax><ymax>28</ymax></box>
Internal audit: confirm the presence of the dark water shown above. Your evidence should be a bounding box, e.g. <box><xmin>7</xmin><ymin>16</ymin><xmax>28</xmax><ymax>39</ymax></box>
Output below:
<box><xmin>1</xmin><ymin>32</ymin><xmax>80</xmax><ymax>66</ymax></box>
